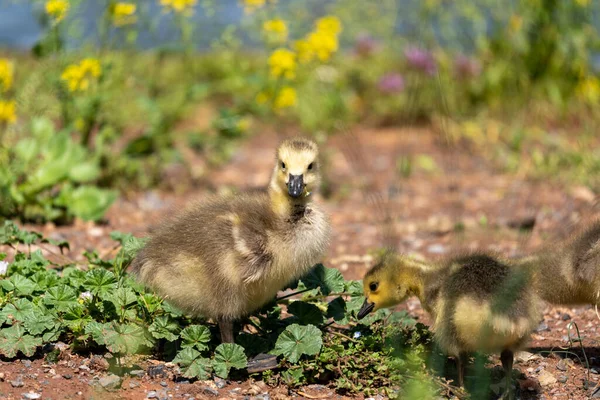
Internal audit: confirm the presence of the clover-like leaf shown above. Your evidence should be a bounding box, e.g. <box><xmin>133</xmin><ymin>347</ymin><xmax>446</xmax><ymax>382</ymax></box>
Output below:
<box><xmin>0</xmin><ymin>298</ymin><xmax>35</xmax><ymax>324</ymax></box>
<box><xmin>0</xmin><ymin>324</ymin><xmax>42</xmax><ymax>358</ymax></box>
<box><xmin>300</xmin><ymin>264</ymin><xmax>345</xmax><ymax>295</ymax></box>
<box><xmin>103</xmin><ymin>322</ymin><xmax>153</xmax><ymax>354</ymax></box>
<box><xmin>273</xmin><ymin>324</ymin><xmax>322</xmax><ymax>363</ymax></box>
<box><xmin>173</xmin><ymin>347</ymin><xmax>212</xmax><ymax>380</ymax></box>
<box><xmin>84</xmin><ymin>268</ymin><xmax>117</xmax><ymax>298</ymax></box>
<box><xmin>149</xmin><ymin>315</ymin><xmax>180</xmax><ymax>342</ymax></box>
<box><xmin>43</xmin><ymin>285</ymin><xmax>78</xmax><ymax>312</ymax></box>
<box><xmin>180</xmin><ymin>325</ymin><xmax>211</xmax><ymax>351</ymax></box>
<box><xmin>288</xmin><ymin>301</ymin><xmax>325</xmax><ymax>326</ymax></box>
<box><xmin>212</xmin><ymin>343</ymin><xmax>247</xmax><ymax>378</ymax></box>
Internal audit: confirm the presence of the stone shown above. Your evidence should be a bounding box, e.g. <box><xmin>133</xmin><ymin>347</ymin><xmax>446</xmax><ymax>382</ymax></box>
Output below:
<box><xmin>556</xmin><ymin>360</ymin><xmax>569</xmax><ymax>371</ymax></box>
<box><xmin>254</xmin><ymin>395</ymin><xmax>270</xmax><ymax>400</ymax></box>
<box><xmin>201</xmin><ymin>386</ymin><xmax>219</xmax><ymax>396</ymax></box>
<box><xmin>90</xmin><ymin>356</ymin><xmax>110</xmax><ymax>371</ymax></box>
<box><xmin>11</xmin><ymin>377</ymin><xmax>24</xmax><ymax>387</ymax></box>
<box><xmin>98</xmin><ymin>374</ymin><xmax>122</xmax><ymax>390</ymax></box>
<box><xmin>22</xmin><ymin>393</ymin><xmax>41</xmax><ymax>400</ymax></box>
<box><xmin>147</xmin><ymin>364</ymin><xmax>167</xmax><ymax>379</ymax></box>
<box><xmin>160</xmin><ymin>381</ymin><xmax>168</xmax><ymax>387</ymax></box>
<box><xmin>147</xmin><ymin>391</ymin><xmax>158</xmax><ymax>399</ymax></box>
<box><xmin>63</xmin><ymin>374</ymin><xmax>73</xmax><ymax>380</ymax></box>
<box><xmin>561</xmin><ymin>313</ymin><xmax>571</xmax><ymax>321</ymax></box>
<box><xmin>23</xmin><ymin>360</ymin><xmax>32</xmax><ymax>368</ymax></box>
<box><xmin>214</xmin><ymin>376</ymin><xmax>226</xmax><ymax>389</ymax></box>
<box><xmin>538</xmin><ymin>370</ymin><xmax>557</xmax><ymax>387</ymax></box>
<box><xmin>130</xmin><ymin>369</ymin><xmax>145</xmax><ymax>378</ymax></box>
<box><xmin>535</xmin><ymin>323</ymin><xmax>550</xmax><ymax>332</ymax></box>
<box><xmin>558</xmin><ymin>375</ymin><xmax>568</xmax><ymax>383</ymax></box>
<box><xmin>516</xmin><ymin>351</ymin><xmax>536</xmax><ymax>363</ymax></box>
<box><xmin>129</xmin><ymin>380</ymin><xmax>140</xmax><ymax>389</ymax></box>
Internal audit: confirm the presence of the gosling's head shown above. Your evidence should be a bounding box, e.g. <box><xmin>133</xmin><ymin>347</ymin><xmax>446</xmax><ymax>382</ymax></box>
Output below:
<box><xmin>358</xmin><ymin>254</ymin><xmax>426</xmax><ymax>319</ymax></box>
<box><xmin>272</xmin><ymin>138</ymin><xmax>320</xmax><ymax>199</ymax></box>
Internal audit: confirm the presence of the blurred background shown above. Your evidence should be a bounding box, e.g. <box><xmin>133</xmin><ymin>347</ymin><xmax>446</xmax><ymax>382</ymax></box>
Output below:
<box><xmin>1</xmin><ymin>0</ymin><xmax>600</xmax><ymax>398</ymax></box>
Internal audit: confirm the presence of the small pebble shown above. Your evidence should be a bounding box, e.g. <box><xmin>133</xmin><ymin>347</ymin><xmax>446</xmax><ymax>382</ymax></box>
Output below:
<box><xmin>0</xmin><ymin>372</ymin><xmax>4</xmax><ymax>381</ymax></box>
<box><xmin>79</xmin><ymin>365</ymin><xmax>90</xmax><ymax>372</ymax></box>
<box><xmin>214</xmin><ymin>377</ymin><xmax>226</xmax><ymax>389</ymax></box>
<box><xmin>147</xmin><ymin>365</ymin><xmax>167</xmax><ymax>379</ymax></box>
<box><xmin>129</xmin><ymin>380</ymin><xmax>140</xmax><ymax>389</ymax></box>
<box><xmin>98</xmin><ymin>374</ymin><xmax>121</xmax><ymax>390</ymax></box>
<box><xmin>160</xmin><ymin>381</ymin><xmax>168</xmax><ymax>387</ymax></box>
<box><xmin>558</xmin><ymin>375</ymin><xmax>568</xmax><ymax>383</ymax></box>
<box><xmin>23</xmin><ymin>360</ymin><xmax>32</xmax><ymax>368</ymax></box>
<box><xmin>147</xmin><ymin>391</ymin><xmax>158</xmax><ymax>399</ymax></box>
<box><xmin>63</xmin><ymin>374</ymin><xmax>73</xmax><ymax>380</ymax></box>
<box><xmin>561</xmin><ymin>313</ymin><xmax>571</xmax><ymax>321</ymax></box>
<box><xmin>201</xmin><ymin>386</ymin><xmax>219</xmax><ymax>396</ymax></box>
<box><xmin>21</xmin><ymin>393</ymin><xmax>41</xmax><ymax>400</ymax></box>
<box><xmin>11</xmin><ymin>378</ymin><xmax>24</xmax><ymax>388</ymax></box>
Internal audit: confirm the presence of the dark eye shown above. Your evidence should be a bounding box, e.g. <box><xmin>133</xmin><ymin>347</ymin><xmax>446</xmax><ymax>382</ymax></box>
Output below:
<box><xmin>307</xmin><ymin>162</ymin><xmax>314</xmax><ymax>170</ymax></box>
<box><xmin>281</xmin><ymin>161</ymin><xmax>286</xmax><ymax>170</ymax></box>
<box><xmin>369</xmin><ymin>282</ymin><xmax>379</xmax><ymax>292</ymax></box>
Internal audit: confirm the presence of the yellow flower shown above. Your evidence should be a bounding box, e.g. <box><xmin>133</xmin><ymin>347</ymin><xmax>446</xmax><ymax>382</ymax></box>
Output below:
<box><xmin>79</xmin><ymin>58</ymin><xmax>102</xmax><ymax>78</ymax></box>
<box><xmin>0</xmin><ymin>59</ymin><xmax>14</xmax><ymax>93</ymax></box>
<box><xmin>576</xmin><ymin>77</ymin><xmax>600</xmax><ymax>104</ymax></box>
<box><xmin>268</xmin><ymin>48</ymin><xmax>296</xmax><ymax>79</ymax></box>
<box><xmin>263</xmin><ymin>18</ymin><xmax>288</xmax><ymax>42</ymax></box>
<box><xmin>315</xmin><ymin>16</ymin><xmax>341</xmax><ymax>36</ymax></box>
<box><xmin>575</xmin><ymin>0</ymin><xmax>590</xmax><ymax>6</ymax></box>
<box><xmin>274</xmin><ymin>87</ymin><xmax>297</xmax><ymax>109</ymax></box>
<box><xmin>61</xmin><ymin>58</ymin><xmax>102</xmax><ymax>92</ymax></box>
<box><xmin>160</xmin><ymin>0</ymin><xmax>197</xmax><ymax>14</ymax></box>
<box><xmin>111</xmin><ymin>2</ymin><xmax>137</xmax><ymax>26</ymax></box>
<box><xmin>243</xmin><ymin>0</ymin><xmax>265</xmax><ymax>14</ymax></box>
<box><xmin>295</xmin><ymin>31</ymin><xmax>338</xmax><ymax>63</ymax></box>
<box><xmin>0</xmin><ymin>100</ymin><xmax>16</xmax><ymax>124</ymax></box>
<box><xmin>256</xmin><ymin>91</ymin><xmax>270</xmax><ymax>104</ymax></box>
<box><xmin>45</xmin><ymin>0</ymin><xmax>69</xmax><ymax>23</ymax></box>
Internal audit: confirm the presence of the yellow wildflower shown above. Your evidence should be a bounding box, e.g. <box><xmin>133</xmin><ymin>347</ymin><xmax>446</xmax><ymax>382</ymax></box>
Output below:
<box><xmin>61</xmin><ymin>58</ymin><xmax>102</xmax><ymax>92</ymax></box>
<box><xmin>315</xmin><ymin>16</ymin><xmax>342</xmax><ymax>36</ymax></box>
<box><xmin>0</xmin><ymin>59</ymin><xmax>14</xmax><ymax>93</ymax></box>
<box><xmin>295</xmin><ymin>30</ymin><xmax>338</xmax><ymax>63</ymax></box>
<box><xmin>79</xmin><ymin>58</ymin><xmax>102</xmax><ymax>78</ymax></box>
<box><xmin>256</xmin><ymin>91</ymin><xmax>270</xmax><ymax>104</ymax></box>
<box><xmin>160</xmin><ymin>0</ymin><xmax>197</xmax><ymax>15</ymax></box>
<box><xmin>274</xmin><ymin>87</ymin><xmax>297</xmax><ymax>109</ymax></box>
<box><xmin>111</xmin><ymin>2</ymin><xmax>137</xmax><ymax>27</ymax></box>
<box><xmin>263</xmin><ymin>18</ymin><xmax>288</xmax><ymax>42</ymax></box>
<box><xmin>0</xmin><ymin>100</ymin><xmax>16</xmax><ymax>124</ymax></box>
<box><xmin>268</xmin><ymin>48</ymin><xmax>296</xmax><ymax>79</ymax></box>
<box><xmin>575</xmin><ymin>0</ymin><xmax>590</xmax><ymax>6</ymax></box>
<box><xmin>45</xmin><ymin>0</ymin><xmax>69</xmax><ymax>23</ymax></box>
<box><xmin>243</xmin><ymin>0</ymin><xmax>265</xmax><ymax>14</ymax></box>
<box><xmin>576</xmin><ymin>77</ymin><xmax>600</xmax><ymax>104</ymax></box>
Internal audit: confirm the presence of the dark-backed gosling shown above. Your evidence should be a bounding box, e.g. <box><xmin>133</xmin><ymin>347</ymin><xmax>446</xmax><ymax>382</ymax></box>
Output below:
<box><xmin>131</xmin><ymin>138</ymin><xmax>330</xmax><ymax>343</ymax></box>
<box><xmin>358</xmin><ymin>252</ymin><xmax>543</xmax><ymax>399</ymax></box>
<box><xmin>520</xmin><ymin>220</ymin><xmax>600</xmax><ymax>306</ymax></box>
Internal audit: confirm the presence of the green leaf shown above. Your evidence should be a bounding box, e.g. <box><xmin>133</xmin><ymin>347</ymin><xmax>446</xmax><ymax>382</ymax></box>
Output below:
<box><xmin>173</xmin><ymin>348</ymin><xmax>212</xmax><ymax>380</ymax></box>
<box><xmin>23</xmin><ymin>307</ymin><xmax>57</xmax><ymax>335</ymax></box>
<box><xmin>212</xmin><ymin>343</ymin><xmax>247</xmax><ymax>378</ymax></box>
<box><xmin>326</xmin><ymin>297</ymin><xmax>348</xmax><ymax>324</ymax></box>
<box><xmin>84</xmin><ymin>269</ymin><xmax>117</xmax><ymax>298</ymax></box>
<box><xmin>9</xmin><ymin>274</ymin><xmax>36</xmax><ymax>296</ymax></box>
<box><xmin>345</xmin><ymin>280</ymin><xmax>364</xmax><ymax>296</ymax></box>
<box><xmin>43</xmin><ymin>285</ymin><xmax>78</xmax><ymax>312</ymax></box>
<box><xmin>109</xmin><ymin>287</ymin><xmax>137</xmax><ymax>315</ymax></box>
<box><xmin>287</xmin><ymin>301</ymin><xmax>324</xmax><ymax>325</ymax></box>
<box><xmin>85</xmin><ymin>321</ymin><xmax>112</xmax><ymax>346</ymax></box>
<box><xmin>0</xmin><ymin>298</ymin><xmax>35</xmax><ymax>323</ymax></box>
<box><xmin>65</xmin><ymin>186</ymin><xmax>117</xmax><ymax>222</ymax></box>
<box><xmin>69</xmin><ymin>162</ymin><xmax>100</xmax><ymax>183</ymax></box>
<box><xmin>148</xmin><ymin>315</ymin><xmax>180</xmax><ymax>342</ymax></box>
<box><xmin>273</xmin><ymin>324</ymin><xmax>322</xmax><ymax>363</ymax></box>
<box><xmin>103</xmin><ymin>323</ymin><xmax>153</xmax><ymax>354</ymax></box>
<box><xmin>300</xmin><ymin>264</ymin><xmax>345</xmax><ymax>295</ymax></box>
<box><xmin>0</xmin><ymin>325</ymin><xmax>42</xmax><ymax>358</ymax></box>
<box><xmin>180</xmin><ymin>325</ymin><xmax>211</xmax><ymax>351</ymax></box>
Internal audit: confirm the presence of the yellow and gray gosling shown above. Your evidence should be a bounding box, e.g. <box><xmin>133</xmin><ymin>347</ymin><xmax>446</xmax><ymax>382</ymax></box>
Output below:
<box><xmin>358</xmin><ymin>252</ymin><xmax>543</xmax><ymax>399</ymax></box>
<box><xmin>131</xmin><ymin>138</ymin><xmax>331</xmax><ymax>343</ymax></box>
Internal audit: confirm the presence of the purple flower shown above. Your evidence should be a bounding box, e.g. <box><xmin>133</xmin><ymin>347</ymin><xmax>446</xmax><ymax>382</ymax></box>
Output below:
<box><xmin>378</xmin><ymin>73</ymin><xmax>405</xmax><ymax>94</ymax></box>
<box><xmin>454</xmin><ymin>54</ymin><xmax>482</xmax><ymax>79</ymax></box>
<box><xmin>355</xmin><ymin>33</ymin><xmax>378</xmax><ymax>57</ymax></box>
<box><xmin>404</xmin><ymin>46</ymin><xmax>437</xmax><ymax>76</ymax></box>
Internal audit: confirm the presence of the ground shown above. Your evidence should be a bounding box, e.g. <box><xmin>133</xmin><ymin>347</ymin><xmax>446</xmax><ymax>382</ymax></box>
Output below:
<box><xmin>1</xmin><ymin>125</ymin><xmax>599</xmax><ymax>399</ymax></box>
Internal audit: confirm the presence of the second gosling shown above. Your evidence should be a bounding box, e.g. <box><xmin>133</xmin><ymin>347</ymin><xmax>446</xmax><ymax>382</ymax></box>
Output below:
<box><xmin>131</xmin><ymin>138</ymin><xmax>331</xmax><ymax>343</ymax></box>
<box><xmin>358</xmin><ymin>252</ymin><xmax>543</xmax><ymax>398</ymax></box>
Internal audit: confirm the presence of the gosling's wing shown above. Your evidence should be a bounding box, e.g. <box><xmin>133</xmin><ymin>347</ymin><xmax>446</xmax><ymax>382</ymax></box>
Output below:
<box><xmin>226</xmin><ymin>197</ymin><xmax>275</xmax><ymax>284</ymax></box>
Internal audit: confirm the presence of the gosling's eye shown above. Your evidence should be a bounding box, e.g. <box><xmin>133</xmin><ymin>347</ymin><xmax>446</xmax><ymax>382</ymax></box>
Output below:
<box><xmin>307</xmin><ymin>162</ymin><xmax>314</xmax><ymax>170</ymax></box>
<box><xmin>281</xmin><ymin>161</ymin><xmax>286</xmax><ymax>170</ymax></box>
<box><xmin>369</xmin><ymin>282</ymin><xmax>379</xmax><ymax>292</ymax></box>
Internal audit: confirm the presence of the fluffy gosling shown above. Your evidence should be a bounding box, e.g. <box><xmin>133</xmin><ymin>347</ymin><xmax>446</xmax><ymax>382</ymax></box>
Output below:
<box><xmin>358</xmin><ymin>252</ymin><xmax>543</xmax><ymax>399</ymax></box>
<box><xmin>131</xmin><ymin>138</ymin><xmax>331</xmax><ymax>343</ymax></box>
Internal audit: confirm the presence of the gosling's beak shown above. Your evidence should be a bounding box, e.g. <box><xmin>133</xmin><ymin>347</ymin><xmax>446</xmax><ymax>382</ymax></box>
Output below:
<box><xmin>357</xmin><ymin>299</ymin><xmax>375</xmax><ymax>319</ymax></box>
<box><xmin>287</xmin><ymin>174</ymin><xmax>304</xmax><ymax>198</ymax></box>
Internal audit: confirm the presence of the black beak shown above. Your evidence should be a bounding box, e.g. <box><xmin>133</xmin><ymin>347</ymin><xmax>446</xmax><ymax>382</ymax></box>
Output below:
<box><xmin>287</xmin><ymin>174</ymin><xmax>304</xmax><ymax>198</ymax></box>
<box><xmin>357</xmin><ymin>299</ymin><xmax>375</xmax><ymax>319</ymax></box>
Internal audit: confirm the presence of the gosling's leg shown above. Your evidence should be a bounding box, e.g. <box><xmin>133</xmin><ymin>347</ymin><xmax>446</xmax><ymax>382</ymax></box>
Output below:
<box><xmin>500</xmin><ymin>349</ymin><xmax>514</xmax><ymax>400</ymax></box>
<box><xmin>457</xmin><ymin>352</ymin><xmax>468</xmax><ymax>387</ymax></box>
<box><xmin>218</xmin><ymin>318</ymin><xmax>234</xmax><ymax>343</ymax></box>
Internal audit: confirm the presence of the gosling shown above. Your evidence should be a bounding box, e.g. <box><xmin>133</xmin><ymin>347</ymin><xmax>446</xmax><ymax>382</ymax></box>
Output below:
<box><xmin>358</xmin><ymin>252</ymin><xmax>543</xmax><ymax>399</ymax></box>
<box><xmin>131</xmin><ymin>138</ymin><xmax>331</xmax><ymax>343</ymax></box>
<box><xmin>520</xmin><ymin>220</ymin><xmax>600</xmax><ymax>306</ymax></box>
